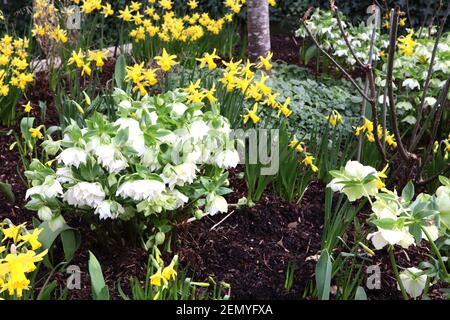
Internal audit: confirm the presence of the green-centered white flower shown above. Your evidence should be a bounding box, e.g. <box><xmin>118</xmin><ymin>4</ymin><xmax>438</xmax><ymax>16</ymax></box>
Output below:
<box><xmin>328</xmin><ymin>160</ymin><xmax>379</xmax><ymax>201</ymax></box>
<box><xmin>398</xmin><ymin>267</ymin><xmax>427</xmax><ymax>298</ymax></box>
<box><xmin>435</xmin><ymin>177</ymin><xmax>450</xmax><ymax>231</ymax></box>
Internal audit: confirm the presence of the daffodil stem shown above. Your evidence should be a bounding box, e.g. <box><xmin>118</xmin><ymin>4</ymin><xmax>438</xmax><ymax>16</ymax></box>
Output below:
<box><xmin>420</xmin><ymin>225</ymin><xmax>449</xmax><ymax>278</ymax></box>
<box><xmin>388</xmin><ymin>246</ymin><xmax>408</xmax><ymax>300</ymax></box>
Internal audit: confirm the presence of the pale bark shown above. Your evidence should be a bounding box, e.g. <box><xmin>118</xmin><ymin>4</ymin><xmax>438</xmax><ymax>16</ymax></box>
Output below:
<box><xmin>247</xmin><ymin>0</ymin><xmax>271</xmax><ymax>62</ymax></box>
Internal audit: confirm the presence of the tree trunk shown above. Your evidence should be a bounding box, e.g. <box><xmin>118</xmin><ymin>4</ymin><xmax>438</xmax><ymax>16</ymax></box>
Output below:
<box><xmin>247</xmin><ymin>0</ymin><xmax>271</xmax><ymax>62</ymax></box>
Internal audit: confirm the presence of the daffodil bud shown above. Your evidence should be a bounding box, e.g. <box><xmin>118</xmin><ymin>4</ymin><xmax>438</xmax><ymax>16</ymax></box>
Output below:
<box><xmin>433</xmin><ymin>141</ymin><xmax>439</xmax><ymax>154</ymax></box>
<box><xmin>190</xmin><ymin>282</ymin><xmax>210</xmax><ymax>287</ymax></box>
<box><xmin>358</xmin><ymin>242</ymin><xmax>375</xmax><ymax>256</ymax></box>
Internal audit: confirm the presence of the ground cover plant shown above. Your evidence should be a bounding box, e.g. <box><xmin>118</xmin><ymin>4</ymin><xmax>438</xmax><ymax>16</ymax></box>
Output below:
<box><xmin>0</xmin><ymin>0</ymin><xmax>449</xmax><ymax>303</ymax></box>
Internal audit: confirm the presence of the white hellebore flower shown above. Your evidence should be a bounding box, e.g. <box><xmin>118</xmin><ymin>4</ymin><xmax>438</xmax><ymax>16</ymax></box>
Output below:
<box><xmin>189</xmin><ymin>120</ymin><xmax>210</xmax><ymax>139</ymax></box>
<box><xmin>116</xmin><ymin>179</ymin><xmax>166</xmax><ymax>201</ymax></box>
<box><xmin>214</xmin><ymin>149</ymin><xmax>240</xmax><ymax>169</ymax></box>
<box><xmin>94</xmin><ymin>200</ymin><xmax>124</xmax><ymax>220</ymax></box>
<box><xmin>171</xmin><ymin>189</ymin><xmax>189</xmax><ymax>208</ymax></box>
<box><xmin>63</xmin><ymin>182</ymin><xmax>105</xmax><ymax>208</ymax></box>
<box><xmin>367</xmin><ymin>228</ymin><xmax>415</xmax><ymax>250</ymax></box>
<box><xmin>163</xmin><ymin>163</ymin><xmax>197</xmax><ymax>189</ymax></box>
<box><xmin>327</xmin><ymin>160</ymin><xmax>379</xmax><ymax>201</ymax></box>
<box><xmin>57</xmin><ymin>147</ymin><xmax>87</xmax><ymax>168</ymax></box>
<box><xmin>402</xmin><ymin>78</ymin><xmax>420</xmax><ymax>90</ymax></box>
<box><xmin>171</xmin><ymin>102</ymin><xmax>188</xmax><ymax>117</ymax></box>
<box><xmin>55</xmin><ymin>166</ymin><xmax>74</xmax><ymax>184</ymax></box>
<box><xmin>205</xmin><ymin>193</ymin><xmax>228</xmax><ymax>216</ymax></box>
<box><xmin>436</xmin><ymin>185</ymin><xmax>450</xmax><ymax>230</ymax></box>
<box><xmin>114</xmin><ymin>118</ymin><xmax>146</xmax><ymax>156</ymax></box>
<box><xmin>141</xmin><ymin>146</ymin><xmax>161</xmax><ymax>171</ymax></box>
<box><xmin>95</xmin><ymin>144</ymin><xmax>128</xmax><ymax>173</ymax></box>
<box><xmin>398</xmin><ymin>267</ymin><xmax>427</xmax><ymax>298</ymax></box>
<box><xmin>25</xmin><ymin>176</ymin><xmax>63</xmax><ymax>199</ymax></box>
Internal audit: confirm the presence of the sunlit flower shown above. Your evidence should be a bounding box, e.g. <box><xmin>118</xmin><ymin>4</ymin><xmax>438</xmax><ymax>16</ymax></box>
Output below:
<box><xmin>23</xmin><ymin>101</ymin><xmax>32</xmax><ymax>113</ymax></box>
<box><xmin>196</xmin><ymin>48</ymin><xmax>220</xmax><ymax>70</ymax></box>
<box><xmin>242</xmin><ymin>103</ymin><xmax>260</xmax><ymax>124</ymax></box>
<box><xmin>328</xmin><ymin>160</ymin><xmax>379</xmax><ymax>201</ymax></box>
<box><xmin>63</xmin><ymin>182</ymin><xmax>105</xmax><ymax>208</ymax></box>
<box><xmin>257</xmin><ymin>51</ymin><xmax>273</xmax><ymax>71</ymax></box>
<box><xmin>154</xmin><ymin>49</ymin><xmax>178</xmax><ymax>72</ymax></box>
<box><xmin>205</xmin><ymin>193</ymin><xmax>228</xmax><ymax>215</ymax></box>
<box><xmin>29</xmin><ymin>127</ymin><xmax>43</xmax><ymax>139</ymax></box>
<box><xmin>56</xmin><ymin>147</ymin><xmax>88</xmax><ymax>168</ymax></box>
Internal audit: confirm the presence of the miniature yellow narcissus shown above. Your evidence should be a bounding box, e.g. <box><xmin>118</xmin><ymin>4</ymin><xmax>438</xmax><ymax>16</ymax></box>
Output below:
<box><xmin>2</xmin><ymin>223</ymin><xmax>26</xmax><ymax>243</ymax></box>
<box><xmin>242</xmin><ymin>103</ymin><xmax>261</xmax><ymax>124</ymax></box>
<box><xmin>162</xmin><ymin>257</ymin><xmax>177</xmax><ymax>281</ymax></box>
<box><xmin>188</xmin><ymin>0</ymin><xmax>199</xmax><ymax>9</ymax></box>
<box><xmin>150</xmin><ymin>267</ymin><xmax>168</xmax><ymax>287</ymax></box>
<box><xmin>23</xmin><ymin>102</ymin><xmax>32</xmax><ymax>113</ymax></box>
<box><xmin>88</xmin><ymin>50</ymin><xmax>108</xmax><ymax>67</ymax></box>
<box><xmin>257</xmin><ymin>51</ymin><xmax>273</xmax><ymax>71</ymax></box>
<box><xmin>303</xmin><ymin>154</ymin><xmax>319</xmax><ymax>172</ymax></box>
<box><xmin>196</xmin><ymin>49</ymin><xmax>220</xmax><ymax>70</ymax></box>
<box><xmin>155</xmin><ymin>49</ymin><xmax>178</xmax><ymax>72</ymax></box>
<box><xmin>29</xmin><ymin>127</ymin><xmax>43</xmax><ymax>139</ymax></box>
<box><xmin>398</xmin><ymin>30</ymin><xmax>415</xmax><ymax>56</ymax></box>
<box><xmin>19</xmin><ymin>229</ymin><xmax>43</xmax><ymax>250</ymax></box>
<box><xmin>101</xmin><ymin>3</ymin><xmax>114</xmax><ymax>17</ymax></box>
<box><xmin>326</xmin><ymin>110</ymin><xmax>343</xmax><ymax>127</ymax></box>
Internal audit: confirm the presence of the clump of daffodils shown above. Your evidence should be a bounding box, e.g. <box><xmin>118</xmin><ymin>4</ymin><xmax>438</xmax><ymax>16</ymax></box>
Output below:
<box><xmin>0</xmin><ymin>220</ymin><xmax>48</xmax><ymax>299</ymax></box>
<box><xmin>199</xmin><ymin>51</ymin><xmax>294</xmax><ymax>123</ymax></box>
<box><xmin>0</xmin><ymin>35</ymin><xmax>33</xmax><ymax>125</ymax></box>
<box><xmin>32</xmin><ymin>0</ymin><xmax>69</xmax><ymax>55</ymax></box>
<box><xmin>354</xmin><ymin>117</ymin><xmax>397</xmax><ymax>148</ymax></box>
<box><xmin>145</xmin><ymin>246</ymin><xmax>231</xmax><ymax>300</ymax></box>
<box><xmin>288</xmin><ymin>137</ymin><xmax>318</xmax><ymax>173</ymax></box>
<box><xmin>433</xmin><ymin>133</ymin><xmax>450</xmax><ymax>161</ymax></box>
<box><xmin>115</xmin><ymin>0</ymin><xmax>244</xmax><ymax>45</ymax></box>
<box><xmin>24</xmin><ymin>89</ymin><xmax>239</xmax><ymax>238</ymax></box>
<box><xmin>68</xmin><ymin>49</ymin><xmax>109</xmax><ymax>76</ymax></box>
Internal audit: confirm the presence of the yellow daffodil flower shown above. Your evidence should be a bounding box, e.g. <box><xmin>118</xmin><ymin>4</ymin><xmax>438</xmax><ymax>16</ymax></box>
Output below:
<box><xmin>150</xmin><ymin>267</ymin><xmax>168</xmax><ymax>287</ymax></box>
<box><xmin>257</xmin><ymin>51</ymin><xmax>273</xmax><ymax>71</ymax></box>
<box><xmin>398</xmin><ymin>30</ymin><xmax>415</xmax><ymax>56</ymax></box>
<box><xmin>155</xmin><ymin>49</ymin><xmax>178</xmax><ymax>72</ymax></box>
<box><xmin>19</xmin><ymin>229</ymin><xmax>42</xmax><ymax>251</ymax></box>
<box><xmin>23</xmin><ymin>101</ymin><xmax>32</xmax><ymax>113</ymax></box>
<box><xmin>101</xmin><ymin>3</ymin><xmax>114</xmax><ymax>17</ymax></box>
<box><xmin>88</xmin><ymin>50</ymin><xmax>107</xmax><ymax>67</ymax></box>
<box><xmin>196</xmin><ymin>49</ymin><xmax>220</xmax><ymax>70</ymax></box>
<box><xmin>29</xmin><ymin>126</ymin><xmax>43</xmax><ymax>139</ymax></box>
<box><xmin>242</xmin><ymin>103</ymin><xmax>260</xmax><ymax>124</ymax></box>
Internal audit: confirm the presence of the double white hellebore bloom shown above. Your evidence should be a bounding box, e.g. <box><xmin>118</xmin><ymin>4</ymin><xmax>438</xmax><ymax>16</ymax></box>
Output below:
<box><xmin>24</xmin><ymin>90</ymin><xmax>239</xmax><ymax>223</ymax></box>
<box><xmin>116</xmin><ymin>179</ymin><xmax>166</xmax><ymax>202</ymax></box>
<box><xmin>328</xmin><ymin>160</ymin><xmax>379</xmax><ymax>201</ymax></box>
<box><xmin>56</xmin><ymin>147</ymin><xmax>87</xmax><ymax>168</ymax></box>
<box><xmin>205</xmin><ymin>193</ymin><xmax>228</xmax><ymax>216</ymax></box>
<box><xmin>63</xmin><ymin>182</ymin><xmax>105</xmax><ymax>208</ymax></box>
<box><xmin>366</xmin><ymin>201</ymin><xmax>415</xmax><ymax>250</ymax></box>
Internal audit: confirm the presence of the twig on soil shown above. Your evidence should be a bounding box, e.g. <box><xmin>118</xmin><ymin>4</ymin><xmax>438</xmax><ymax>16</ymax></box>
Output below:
<box><xmin>210</xmin><ymin>210</ymin><xmax>235</xmax><ymax>231</ymax></box>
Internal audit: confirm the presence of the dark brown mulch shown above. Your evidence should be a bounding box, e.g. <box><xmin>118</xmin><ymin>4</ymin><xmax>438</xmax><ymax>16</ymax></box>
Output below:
<box><xmin>177</xmin><ymin>171</ymin><xmax>325</xmax><ymax>300</ymax></box>
<box><xmin>271</xmin><ymin>34</ymin><xmax>301</xmax><ymax>66</ymax></box>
